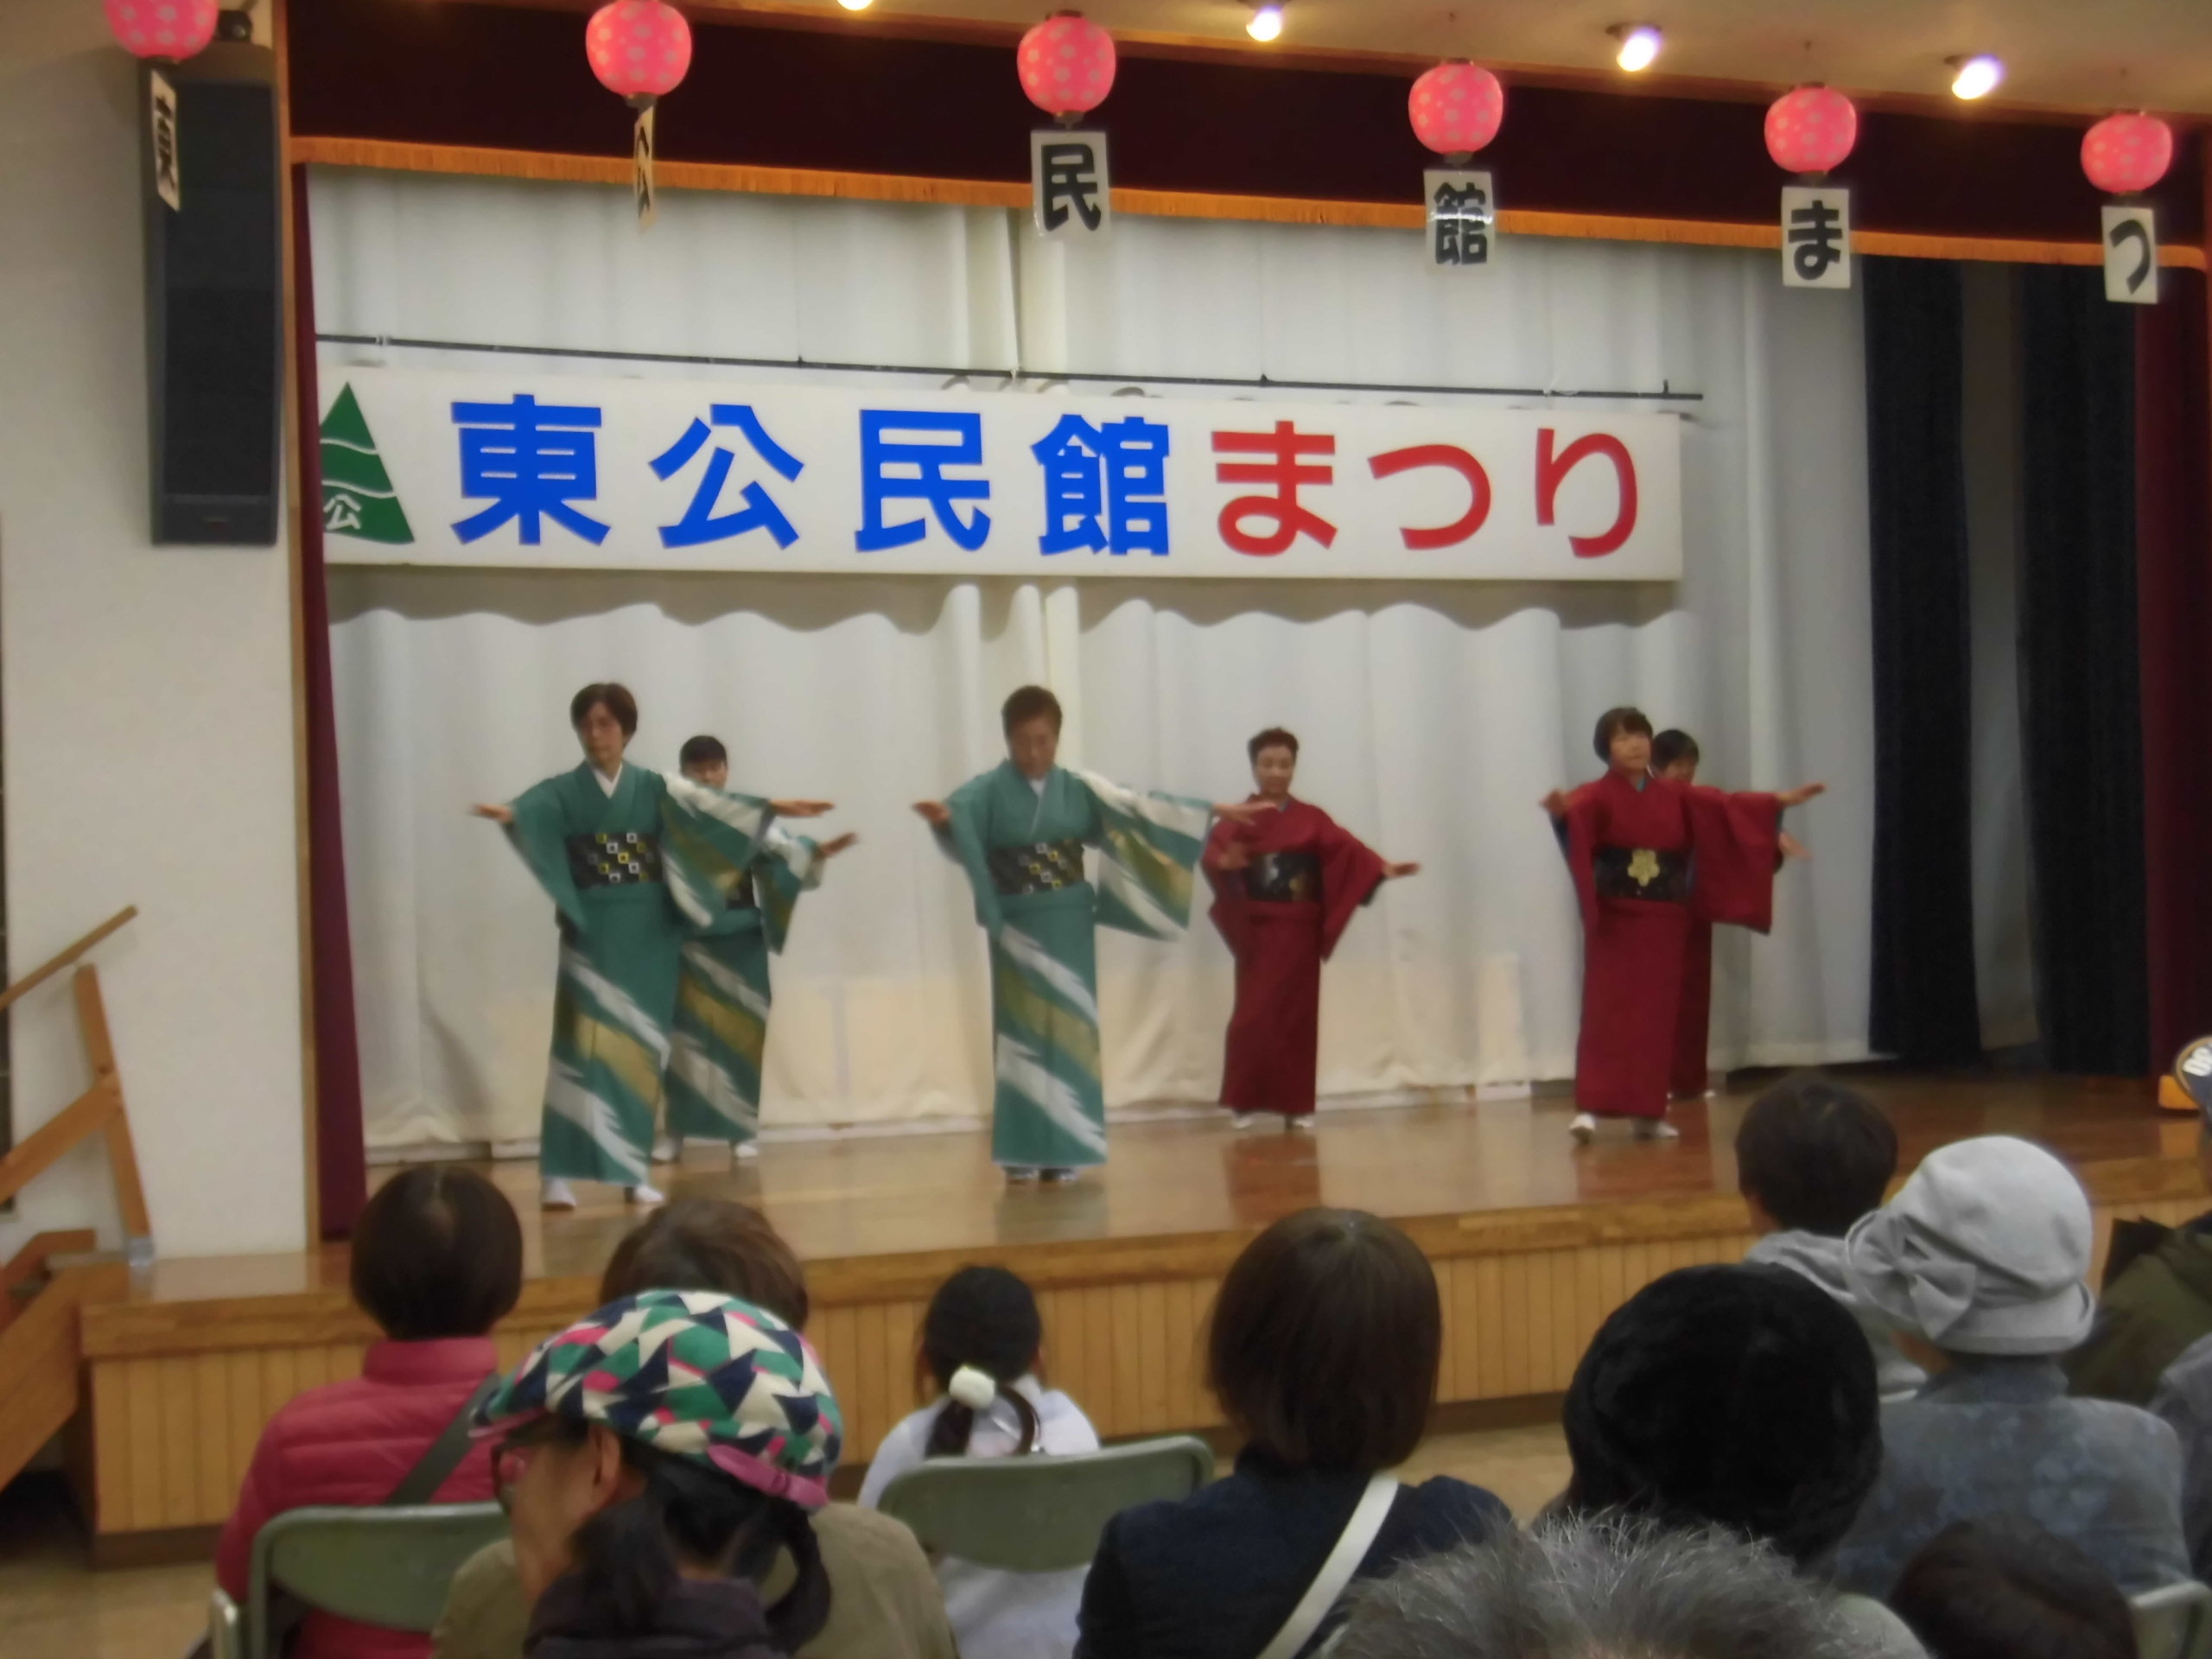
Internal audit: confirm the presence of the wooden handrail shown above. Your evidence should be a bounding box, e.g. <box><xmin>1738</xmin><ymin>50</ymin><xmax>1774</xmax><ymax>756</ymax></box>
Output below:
<box><xmin>0</xmin><ymin>907</ymin><xmax>136</xmax><ymax>1018</ymax></box>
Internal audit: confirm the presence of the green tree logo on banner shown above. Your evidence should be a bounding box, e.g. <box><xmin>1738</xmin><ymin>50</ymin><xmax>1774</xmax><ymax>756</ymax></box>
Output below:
<box><xmin>321</xmin><ymin>384</ymin><xmax>415</xmax><ymax>544</ymax></box>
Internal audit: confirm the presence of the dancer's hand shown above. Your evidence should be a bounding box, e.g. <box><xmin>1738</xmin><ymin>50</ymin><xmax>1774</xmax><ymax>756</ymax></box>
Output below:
<box><xmin>470</xmin><ymin>804</ymin><xmax>514</xmax><ymax>825</ymax></box>
<box><xmin>1385</xmin><ymin>861</ymin><xmax>1421</xmax><ymax>880</ymax></box>
<box><xmin>1214</xmin><ymin>842</ymin><xmax>1253</xmax><ymax>872</ymax></box>
<box><xmin>772</xmin><ymin>798</ymin><xmax>835</xmax><ymax>817</ymax></box>
<box><xmin>817</xmin><ymin>832</ymin><xmax>859</xmax><ymax>859</ymax></box>
<box><xmin>1539</xmin><ymin>789</ymin><xmax>1571</xmax><ymax>818</ymax></box>
<box><xmin>1214</xmin><ymin>800</ymin><xmax>1273</xmax><ymax>825</ymax></box>
<box><xmin>1779</xmin><ymin>831</ymin><xmax>1810</xmax><ymax>861</ymax></box>
<box><xmin>912</xmin><ymin>800</ymin><xmax>951</xmax><ymax>829</ymax></box>
<box><xmin>1777</xmin><ymin>782</ymin><xmax>1827</xmax><ymax>808</ymax></box>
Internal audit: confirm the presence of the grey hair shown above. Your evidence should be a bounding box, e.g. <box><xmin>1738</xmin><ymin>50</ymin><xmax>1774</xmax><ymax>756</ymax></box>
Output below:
<box><xmin>1327</xmin><ymin>1514</ymin><xmax>1879</xmax><ymax>1659</ymax></box>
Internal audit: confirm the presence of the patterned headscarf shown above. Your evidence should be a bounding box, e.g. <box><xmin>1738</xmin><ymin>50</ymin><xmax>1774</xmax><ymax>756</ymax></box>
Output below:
<box><xmin>473</xmin><ymin>1288</ymin><xmax>843</xmax><ymax>1510</ymax></box>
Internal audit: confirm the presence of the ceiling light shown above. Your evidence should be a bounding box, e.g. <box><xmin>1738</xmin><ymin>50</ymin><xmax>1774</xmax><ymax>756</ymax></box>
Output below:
<box><xmin>1611</xmin><ymin>24</ymin><xmax>1662</xmax><ymax>73</ymax></box>
<box><xmin>836</xmin><ymin>0</ymin><xmax>873</xmax><ymax>9</ymax></box>
<box><xmin>1248</xmin><ymin>3</ymin><xmax>1284</xmax><ymax>43</ymax></box>
<box><xmin>1949</xmin><ymin>54</ymin><xmax>2003</xmax><ymax>99</ymax></box>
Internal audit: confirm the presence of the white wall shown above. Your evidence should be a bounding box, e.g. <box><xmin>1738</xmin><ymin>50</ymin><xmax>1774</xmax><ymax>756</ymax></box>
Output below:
<box><xmin>0</xmin><ymin>0</ymin><xmax>306</xmax><ymax>1259</ymax></box>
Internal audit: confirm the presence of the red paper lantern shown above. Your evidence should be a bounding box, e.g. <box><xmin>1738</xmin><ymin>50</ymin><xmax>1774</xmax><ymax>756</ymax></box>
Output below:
<box><xmin>2082</xmin><ymin>112</ymin><xmax>2173</xmax><ymax>196</ymax></box>
<box><xmin>586</xmin><ymin>0</ymin><xmax>692</xmax><ymax>103</ymax></box>
<box><xmin>1016</xmin><ymin>11</ymin><xmax>1116</xmax><ymax>118</ymax></box>
<box><xmin>104</xmin><ymin>0</ymin><xmax>219</xmax><ymax>60</ymax></box>
<box><xmin>1408</xmin><ymin>61</ymin><xmax>1505</xmax><ymax>158</ymax></box>
<box><xmin>1764</xmin><ymin>85</ymin><xmax>1858</xmax><ymax>175</ymax></box>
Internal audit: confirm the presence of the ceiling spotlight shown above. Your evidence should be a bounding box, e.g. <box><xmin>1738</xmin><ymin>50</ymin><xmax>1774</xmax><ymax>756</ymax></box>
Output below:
<box><xmin>837</xmin><ymin>0</ymin><xmax>873</xmax><ymax>9</ymax></box>
<box><xmin>1248</xmin><ymin>3</ymin><xmax>1284</xmax><ymax>42</ymax></box>
<box><xmin>1611</xmin><ymin>24</ymin><xmax>1662</xmax><ymax>73</ymax></box>
<box><xmin>1948</xmin><ymin>54</ymin><xmax>2003</xmax><ymax>99</ymax></box>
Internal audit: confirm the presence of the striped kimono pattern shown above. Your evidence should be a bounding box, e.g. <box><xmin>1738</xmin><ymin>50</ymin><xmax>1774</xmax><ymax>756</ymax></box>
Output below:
<box><xmin>503</xmin><ymin>765</ymin><xmax>771</xmax><ymax>1185</ymax></box>
<box><xmin>944</xmin><ymin>761</ymin><xmax>1211</xmax><ymax>1170</ymax></box>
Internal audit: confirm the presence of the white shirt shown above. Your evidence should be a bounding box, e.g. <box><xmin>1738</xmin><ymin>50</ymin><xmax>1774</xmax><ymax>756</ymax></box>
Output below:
<box><xmin>859</xmin><ymin>1376</ymin><xmax>1100</xmax><ymax>1659</ymax></box>
<box><xmin>593</xmin><ymin>763</ymin><xmax>623</xmax><ymax>798</ymax></box>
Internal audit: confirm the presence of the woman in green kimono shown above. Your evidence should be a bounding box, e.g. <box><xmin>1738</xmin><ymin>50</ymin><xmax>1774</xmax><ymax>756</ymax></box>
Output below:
<box><xmin>664</xmin><ymin>734</ymin><xmax>856</xmax><ymax>1162</ymax></box>
<box><xmin>472</xmin><ymin>683</ymin><xmax>830</xmax><ymax>1211</ymax></box>
<box><xmin>914</xmin><ymin>686</ymin><xmax>1264</xmax><ymax>1183</ymax></box>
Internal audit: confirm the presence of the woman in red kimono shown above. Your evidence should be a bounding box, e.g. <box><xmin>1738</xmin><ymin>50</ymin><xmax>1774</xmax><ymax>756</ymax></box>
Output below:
<box><xmin>1560</xmin><ymin>709</ymin><xmax>1824</xmax><ymax>1144</ymax></box>
<box><xmin>1205</xmin><ymin>728</ymin><xmax>1419</xmax><ymax>1131</ymax></box>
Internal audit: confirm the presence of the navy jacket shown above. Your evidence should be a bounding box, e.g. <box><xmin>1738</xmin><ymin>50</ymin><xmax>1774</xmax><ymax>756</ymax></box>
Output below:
<box><xmin>1075</xmin><ymin>1449</ymin><xmax>1510</xmax><ymax>1659</ymax></box>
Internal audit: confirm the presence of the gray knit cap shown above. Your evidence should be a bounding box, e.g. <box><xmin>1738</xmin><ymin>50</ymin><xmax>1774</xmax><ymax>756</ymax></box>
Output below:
<box><xmin>1841</xmin><ymin>1135</ymin><xmax>2094</xmax><ymax>1356</ymax></box>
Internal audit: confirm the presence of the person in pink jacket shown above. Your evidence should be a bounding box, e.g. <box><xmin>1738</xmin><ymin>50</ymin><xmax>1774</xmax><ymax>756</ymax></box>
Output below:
<box><xmin>216</xmin><ymin>1166</ymin><xmax>523</xmax><ymax>1659</ymax></box>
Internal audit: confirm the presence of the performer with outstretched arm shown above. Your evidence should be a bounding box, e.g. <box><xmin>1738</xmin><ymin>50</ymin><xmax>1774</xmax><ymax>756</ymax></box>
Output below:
<box><xmin>472</xmin><ymin>684</ymin><xmax>830</xmax><ymax>1210</ymax></box>
<box><xmin>1204</xmin><ymin>727</ymin><xmax>1418</xmax><ymax>1132</ymax></box>
<box><xmin>1550</xmin><ymin>707</ymin><xmax>1825</xmax><ymax>1145</ymax></box>
<box><xmin>914</xmin><ymin>685</ymin><xmax>1266</xmax><ymax>1184</ymax></box>
<box><xmin>664</xmin><ymin>734</ymin><xmax>856</xmax><ymax>1165</ymax></box>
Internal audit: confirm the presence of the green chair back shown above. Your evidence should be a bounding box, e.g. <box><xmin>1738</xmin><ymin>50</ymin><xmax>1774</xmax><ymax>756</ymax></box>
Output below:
<box><xmin>876</xmin><ymin>1434</ymin><xmax>1214</xmax><ymax>1573</ymax></box>
<box><xmin>245</xmin><ymin>1503</ymin><xmax>510</xmax><ymax>1659</ymax></box>
<box><xmin>207</xmin><ymin>1588</ymin><xmax>243</xmax><ymax>1659</ymax></box>
<box><xmin>2133</xmin><ymin>1581</ymin><xmax>2212</xmax><ymax>1659</ymax></box>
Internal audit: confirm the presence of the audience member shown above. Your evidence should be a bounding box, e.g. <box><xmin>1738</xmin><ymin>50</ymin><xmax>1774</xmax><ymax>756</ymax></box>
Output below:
<box><xmin>1832</xmin><ymin>1136</ymin><xmax>2190</xmax><ymax>1597</ymax></box>
<box><xmin>860</xmin><ymin>1265</ymin><xmax>1100</xmax><ymax>1659</ymax></box>
<box><xmin>1327</xmin><ymin>1515</ymin><xmax>1875</xmax><ymax>1659</ymax></box>
<box><xmin>434</xmin><ymin>1199</ymin><xmax>955</xmax><ymax>1659</ymax></box>
<box><xmin>1075</xmin><ymin>1207</ymin><xmax>1510</xmax><ymax>1659</ymax></box>
<box><xmin>1558</xmin><ymin>1262</ymin><xmax>1919</xmax><ymax>1655</ymax></box>
<box><xmin>2068</xmin><ymin>1103</ymin><xmax>2212</xmax><ymax>1404</ymax></box>
<box><xmin>2149</xmin><ymin>1331</ymin><xmax>2212</xmax><ymax>1579</ymax></box>
<box><xmin>474</xmin><ymin>1290</ymin><xmax>838</xmax><ymax>1659</ymax></box>
<box><xmin>1734</xmin><ymin>1071</ymin><xmax>1926</xmax><ymax>1399</ymax></box>
<box><xmin>217</xmin><ymin>1166</ymin><xmax>520</xmax><ymax>1659</ymax></box>
<box><xmin>1889</xmin><ymin>1516</ymin><xmax>2139</xmax><ymax>1659</ymax></box>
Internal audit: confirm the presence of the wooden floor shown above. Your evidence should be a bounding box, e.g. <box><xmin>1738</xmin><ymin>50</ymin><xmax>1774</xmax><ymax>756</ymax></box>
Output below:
<box><xmin>69</xmin><ymin>1071</ymin><xmax>2208</xmax><ymax>1550</ymax></box>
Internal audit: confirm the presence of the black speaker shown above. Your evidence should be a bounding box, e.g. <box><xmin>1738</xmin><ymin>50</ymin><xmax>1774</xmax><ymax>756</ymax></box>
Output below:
<box><xmin>139</xmin><ymin>42</ymin><xmax>282</xmax><ymax>545</ymax></box>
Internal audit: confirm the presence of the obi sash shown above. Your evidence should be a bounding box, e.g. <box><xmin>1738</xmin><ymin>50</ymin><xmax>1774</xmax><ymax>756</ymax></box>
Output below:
<box><xmin>566</xmin><ymin>830</ymin><xmax>663</xmax><ymax>890</ymax></box>
<box><xmin>1594</xmin><ymin>845</ymin><xmax>1689</xmax><ymax>904</ymax></box>
<box><xmin>988</xmin><ymin>838</ymin><xmax>1086</xmax><ymax>897</ymax></box>
<box><xmin>1243</xmin><ymin>851</ymin><xmax>1322</xmax><ymax>904</ymax></box>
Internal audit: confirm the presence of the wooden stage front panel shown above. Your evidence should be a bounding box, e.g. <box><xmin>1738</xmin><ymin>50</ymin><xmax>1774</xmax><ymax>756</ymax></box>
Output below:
<box><xmin>74</xmin><ymin>1078</ymin><xmax>2207</xmax><ymax>1543</ymax></box>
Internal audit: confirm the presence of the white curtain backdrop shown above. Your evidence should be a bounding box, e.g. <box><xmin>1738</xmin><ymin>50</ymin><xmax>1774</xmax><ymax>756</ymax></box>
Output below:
<box><xmin>309</xmin><ymin>167</ymin><xmax>1877</xmax><ymax>1152</ymax></box>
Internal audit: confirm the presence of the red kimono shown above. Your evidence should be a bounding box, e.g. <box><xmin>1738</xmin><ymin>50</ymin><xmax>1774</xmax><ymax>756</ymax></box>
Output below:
<box><xmin>1564</xmin><ymin>771</ymin><xmax>1782</xmax><ymax>1119</ymax></box>
<box><xmin>1673</xmin><ymin>918</ymin><xmax>1715</xmax><ymax>1098</ymax></box>
<box><xmin>1205</xmin><ymin>798</ymin><xmax>1388</xmax><ymax>1118</ymax></box>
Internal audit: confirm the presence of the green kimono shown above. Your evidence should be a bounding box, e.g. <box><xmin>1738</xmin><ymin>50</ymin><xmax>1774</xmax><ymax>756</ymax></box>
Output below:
<box><xmin>944</xmin><ymin>761</ymin><xmax>1212</xmax><ymax>1169</ymax></box>
<box><xmin>665</xmin><ymin>827</ymin><xmax>826</xmax><ymax>1147</ymax></box>
<box><xmin>502</xmin><ymin>763</ymin><xmax>771</xmax><ymax>1185</ymax></box>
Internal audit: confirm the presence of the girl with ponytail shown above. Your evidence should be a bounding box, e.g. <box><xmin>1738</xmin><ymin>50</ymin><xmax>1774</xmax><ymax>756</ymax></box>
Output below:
<box><xmin>860</xmin><ymin>1266</ymin><xmax>1100</xmax><ymax>1659</ymax></box>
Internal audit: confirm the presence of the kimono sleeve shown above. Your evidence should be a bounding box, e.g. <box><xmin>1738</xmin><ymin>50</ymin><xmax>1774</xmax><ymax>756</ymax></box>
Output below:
<box><xmin>1312</xmin><ymin>810</ymin><xmax>1389</xmax><ymax>961</ymax></box>
<box><xmin>1684</xmin><ymin>786</ymin><xmax>1784</xmax><ymax>932</ymax></box>
<box><xmin>1202</xmin><ymin>815</ymin><xmax>1258</xmax><ymax>958</ymax></box>
<box><xmin>944</xmin><ymin>772</ymin><xmax>1006</xmax><ymax>938</ymax></box>
<box><xmin>1070</xmin><ymin>768</ymin><xmax>1213</xmax><ymax>941</ymax></box>
<box><xmin>503</xmin><ymin>775</ymin><xmax>588</xmax><ymax>935</ymax></box>
<box><xmin>659</xmin><ymin>773</ymin><xmax>776</xmax><ymax>929</ymax></box>
<box><xmin>753</xmin><ymin>824</ymin><xmax>826</xmax><ymax>956</ymax></box>
<box><xmin>1563</xmin><ymin>785</ymin><xmax>1606</xmax><ymax>937</ymax></box>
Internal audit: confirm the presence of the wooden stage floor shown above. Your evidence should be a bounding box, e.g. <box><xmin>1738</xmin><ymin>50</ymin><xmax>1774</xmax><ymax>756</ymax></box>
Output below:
<box><xmin>72</xmin><ymin>1072</ymin><xmax>2209</xmax><ymax>1548</ymax></box>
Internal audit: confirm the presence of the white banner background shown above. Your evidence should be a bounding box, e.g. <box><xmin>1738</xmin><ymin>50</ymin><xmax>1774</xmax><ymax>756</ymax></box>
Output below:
<box><xmin>321</xmin><ymin>366</ymin><xmax>1681</xmax><ymax>581</ymax></box>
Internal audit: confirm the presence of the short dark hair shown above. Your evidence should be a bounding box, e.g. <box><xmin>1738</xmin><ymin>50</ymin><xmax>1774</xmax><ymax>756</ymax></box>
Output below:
<box><xmin>1652</xmin><ymin>728</ymin><xmax>1700</xmax><ymax>771</ymax></box>
<box><xmin>1001</xmin><ymin>684</ymin><xmax>1064</xmax><ymax>735</ymax></box>
<box><xmin>350</xmin><ymin>1166</ymin><xmax>523</xmax><ymax>1341</ymax></box>
<box><xmin>678</xmin><ymin>734</ymin><xmax>728</xmax><ymax>771</ymax></box>
<box><xmin>918</xmin><ymin>1265</ymin><xmax>1046</xmax><ymax>1458</ymax></box>
<box><xmin>1891</xmin><ymin>1517</ymin><xmax>2139</xmax><ymax>1659</ymax></box>
<box><xmin>598</xmin><ymin>1198</ymin><xmax>810</xmax><ymax>1330</ymax></box>
<box><xmin>1561</xmin><ymin>1264</ymin><xmax>1880</xmax><ymax>1567</ymax></box>
<box><xmin>1207</xmin><ymin>1208</ymin><xmax>1441</xmax><ymax>1471</ymax></box>
<box><xmin>1248</xmin><ymin>728</ymin><xmax>1300</xmax><ymax>764</ymax></box>
<box><xmin>1592</xmin><ymin>706</ymin><xmax>1655</xmax><ymax>761</ymax></box>
<box><xmin>571</xmin><ymin>682</ymin><xmax>639</xmax><ymax>737</ymax></box>
<box><xmin>1734</xmin><ymin>1072</ymin><xmax>1898</xmax><ymax>1236</ymax></box>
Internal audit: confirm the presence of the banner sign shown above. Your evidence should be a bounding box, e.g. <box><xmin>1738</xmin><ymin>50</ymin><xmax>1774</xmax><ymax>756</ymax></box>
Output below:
<box><xmin>1425</xmin><ymin>168</ymin><xmax>1495</xmax><ymax>270</ymax></box>
<box><xmin>1781</xmin><ymin>185</ymin><xmax>1851</xmax><ymax>289</ymax></box>
<box><xmin>1032</xmin><ymin>128</ymin><xmax>1110</xmax><ymax>239</ymax></box>
<box><xmin>2102</xmin><ymin>204</ymin><xmax>2158</xmax><ymax>305</ymax></box>
<box><xmin>318</xmin><ymin>365</ymin><xmax>1682</xmax><ymax>582</ymax></box>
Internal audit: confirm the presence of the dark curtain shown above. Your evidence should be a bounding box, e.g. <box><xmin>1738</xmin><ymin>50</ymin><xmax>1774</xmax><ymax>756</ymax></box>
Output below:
<box><xmin>2018</xmin><ymin>265</ymin><xmax>2149</xmax><ymax>1074</ymax></box>
<box><xmin>2137</xmin><ymin>268</ymin><xmax>2212</xmax><ymax>1069</ymax></box>
<box><xmin>1863</xmin><ymin>257</ymin><xmax>1984</xmax><ymax>1063</ymax></box>
<box><xmin>289</xmin><ymin>168</ymin><xmax>368</xmax><ymax>1236</ymax></box>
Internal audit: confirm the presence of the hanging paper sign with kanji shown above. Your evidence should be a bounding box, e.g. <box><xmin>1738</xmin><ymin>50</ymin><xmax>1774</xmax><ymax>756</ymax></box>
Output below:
<box><xmin>316</xmin><ymin>364</ymin><xmax>1681</xmax><ymax>581</ymax></box>
<box><xmin>1032</xmin><ymin>129</ymin><xmax>1111</xmax><ymax>239</ymax></box>
<box><xmin>1425</xmin><ymin>168</ymin><xmax>1495</xmax><ymax>270</ymax></box>
<box><xmin>1781</xmin><ymin>185</ymin><xmax>1852</xmax><ymax>289</ymax></box>
<box><xmin>148</xmin><ymin>67</ymin><xmax>181</xmax><ymax>212</ymax></box>
<box><xmin>2101</xmin><ymin>205</ymin><xmax>2158</xmax><ymax>305</ymax></box>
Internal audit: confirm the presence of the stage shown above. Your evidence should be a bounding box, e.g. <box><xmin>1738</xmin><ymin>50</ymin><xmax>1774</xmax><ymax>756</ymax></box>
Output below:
<box><xmin>71</xmin><ymin>1074</ymin><xmax>2207</xmax><ymax>1556</ymax></box>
